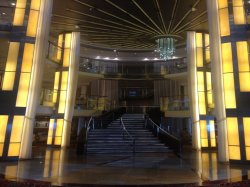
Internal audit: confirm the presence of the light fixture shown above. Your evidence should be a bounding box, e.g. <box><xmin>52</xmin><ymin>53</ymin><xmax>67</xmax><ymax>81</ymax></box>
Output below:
<box><xmin>155</xmin><ymin>35</ymin><xmax>181</xmax><ymax>61</ymax></box>
<box><xmin>11</xmin><ymin>2</ymin><xmax>16</xmax><ymax>6</ymax></box>
<box><xmin>143</xmin><ymin>58</ymin><xmax>149</xmax><ymax>61</ymax></box>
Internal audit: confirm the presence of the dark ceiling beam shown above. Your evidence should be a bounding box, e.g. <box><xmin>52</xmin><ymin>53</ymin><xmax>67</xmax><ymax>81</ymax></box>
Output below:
<box><xmin>154</xmin><ymin>0</ymin><xmax>167</xmax><ymax>34</ymax></box>
<box><xmin>174</xmin><ymin>11</ymin><xmax>207</xmax><ymax>33</ymax></box>
<box><xmin>170</xmin><ymin>0</ymin><xmax>201</xmax><ymax>34</ymax></box>
<box><xmin>131</xmin><ymin>0</ymin><xmax>164</xmax><ymax>34</ymax></box>
<box><xmin>104</xmin><ymin>0</ymin><xmax>161</xmax><ymax>35</ymax></box>
<box><xmin>73</xmin><ymin>0</ymin><xmax>157</xmax><ymax>35</ymax></box>
<box><xmin>167</xmin><ymin>0</ymin><xmax>179</xmax><ymax>33</ymax></box>
<box><xmin>66</xmin><ymin>9</ymin><xmax>154</xmax><ymax>35</ymax></box>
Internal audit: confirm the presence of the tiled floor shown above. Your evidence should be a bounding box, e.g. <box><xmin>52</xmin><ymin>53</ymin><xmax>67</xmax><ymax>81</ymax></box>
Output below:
<box><xmin>0</xmin><ymin>146</ymin><xmax>249</xmax><ymax>186</ymax></box>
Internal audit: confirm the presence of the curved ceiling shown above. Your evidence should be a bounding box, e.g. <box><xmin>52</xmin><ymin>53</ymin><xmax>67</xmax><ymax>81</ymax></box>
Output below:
<box><xmin>52</xmin><ymin>0</ymin><xmax>208</xmax><ymax>50</ymax></box>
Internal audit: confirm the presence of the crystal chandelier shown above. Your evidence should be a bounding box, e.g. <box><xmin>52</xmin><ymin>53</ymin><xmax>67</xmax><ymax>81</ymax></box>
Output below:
<box><xmin>156</xmin><ymin>36</ymin><xmax>176</xmax><ymax>60</ymax></box>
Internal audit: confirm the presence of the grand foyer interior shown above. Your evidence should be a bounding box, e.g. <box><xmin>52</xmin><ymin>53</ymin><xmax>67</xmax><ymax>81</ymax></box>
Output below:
<box><xmin>0</xmin><ymin>0</ymin><xmax>250</xmax><ymax>186</ymax></box>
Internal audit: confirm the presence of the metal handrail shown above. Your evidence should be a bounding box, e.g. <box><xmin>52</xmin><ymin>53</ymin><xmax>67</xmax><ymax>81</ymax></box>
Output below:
<box><xmin>120</xmin><ymin>117</ymin><xmax>135</xmax><ymax>154</ymax></box>
<box><xmin>145</xmin><ymin>117</ymin><xmax>181</xmax><ymax>152</ymax></box>
<box><xmin>85</xmin><ymin>116</ymin><xmax>94</xmax><ymax>153</ymax></box>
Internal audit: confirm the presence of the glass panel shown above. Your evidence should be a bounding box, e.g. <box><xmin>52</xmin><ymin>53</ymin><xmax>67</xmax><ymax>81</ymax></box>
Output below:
<box><xmin>16</xmin><ymin>73</ymin><xmax>31</xmax><ymax>107</ymax></box>
<box><xmin>219</xmin><ymin>8</ymin><xmax>230</xmax><ymax>36</ymax></box>
<box><xmin>26</xmin><ymin>10</ymin><xmax>39</xmax><ymax>37</ymax></box>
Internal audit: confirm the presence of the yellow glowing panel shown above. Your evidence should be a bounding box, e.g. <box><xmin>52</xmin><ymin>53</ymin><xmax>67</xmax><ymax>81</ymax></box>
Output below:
<box><xmin>0</xmin><ymin>144</ymin><xmax>3</xmax><ymax>156</ymax></box>
<box><xmin>2</xmin><ymin>43</ymin><xmax>18</xmax><ymax>90</ymax></box>
<box><xmin>0</xmin><ymin>115</ymin><xmax>8</xmax><ymax>143</ymax></box>
<box><xmin>196</xmin><ymin>33</ymin><xmax>203</xmax><ymax>48</ymax></box>
<box><xmin>211</xmin><ymin>139</ymin><xmax>216</xmax><ymax>147</ymax></box>
<box><xmin>200</xmin><ymin>120</ymin><xmax>208</xmax><ymax>139</ymax></box>
<box><xmin>10</xmin><ymin>116</ymin><xmax>24</xmax><ymax>143</ymax></box>
<box><xmin>218</xmin><ymin>0</ymin><xmax>228</xmax><ymax>8</ymax></box>
<box><xmin>58</xmin><ymin>34</ymin><xmax>63</xmax><ymax>48</ymax></box>
<box><xmin>239</xmin><ymin>73</ymin><xmax>250</xmax><ymax>92</ymax></box>
<box><xmin>47</xmin><ymin>119</ymin><xmax>54</xmax><ymax>138</ymax></box>
<box><xmin>236</xmin><ymin>41</ymin><xmax>249</xmax><ymax>72</ymax></box>
<box><xmin>210</xmin><ymin>120</ymin><xmax>216</xmax><ymax>139</ymax></box>
<box><xmin>223</xmin><ymin>73</ymin><xmax>236</xmax><ymax>108</ymax></box>
<box><xmin>13</xmin><ymin>8</ymin><xmax>25</xmax><ymax>26</ymax></box>
<box><xmin>26</xmin><ymin>10</ymin><xmax>39</xmax><ymax>37</ymax></box>
<box><xmin>198</xmin><ymin>92</ymin><xmax>206</xmax><ymax>115</ymax></box>
<box><xmin>63</xmin><ymin>49</ymin><xmax>71</xmax><ymax>67</ymax></box>
<box><xmin>219</xmin><ymin>8</ymin><xmax>230</xmax><ymax>37</ymax></box>
<box><xmin>233</xmin><ymin>7</ymin><xmax>246</xmax><ymax>24</ymax></box>
<box><xmin>205</xmin><ymin>49</ymin><xmax>210</xmax><ymax>63</ymax></box>
<box><xmin>227</xmin><ymin>118</ymin><xmax>239</xmax><ymax>146</ymax></box>
<box><xmin>206</xmin><ymin>72</ymin><xmax>212</xmax><ymax>91</ymax></box>
<box><xmin>205</xmin><ymin>34</ymin><xmax>210</xmax><ymax>47</ymax></box>
<box><xmin>30</xmin><ymin>0</ymin><xmax>41</xmax><ymax>10</ymax></box>
<box><xmin>53</xmin><ymin>72</ymin><xmax>60</xmax><ymax>103</ymax></box>
<box><xmin>61</xmin><ymin>71</ymin><xmax>68</xmax><ymax>91</ymax></box>
<box><xmin>229</xmin><ymin>146</ymin><xmax>241</xmax><ymax>160</ymax></box>
<box><xmin>47</xmin><ymin>137</ymin><xmax>52</xmax><ymax>145</ymax></box>
<box><xmin>57</xmin><ymin>34</ymin><xmax>63</xmax><ymax>61</ymax></box>
<box><xmin>5</xmin><ymin>42</ymin><xmax>20</xmax><ymax>71</ymax></box>
<box><xmin>196</xmin><ymin>48</ymin><xmax>204</xmax><ymax>67</ymax></box>
<box><xmin>58</xmin><ymin>91</ymin><xmax>67</xmax><ymax>114</ymax></box>
<box><xmin>16</xmin><ymin>0</ymin><xmax>27</xmax><ymax>8</ymax></box>
<box><xmin>16</xmin><ymin>73</ymin><xmax>31</xmax><ymax>107</ymax></box>
<box><xmin>21</xmin><ymin>43</ymin><xmax>34</xmax><ymax>72</ymax></box>
<box><xmin>201</xmin><ymin>139</ymin><xmax>208</xmax><ymax>147</ymax></box>
<box><xmin>55</xmin><ymin>119</ymin><xmax>63</xmax><ymax>137</ymax></box>
<box><xmin>54</xmin><ymin>137</ymin><xmax>62</xmax><ymax>145</ymax></box>
<box><xmin>2</xmin><ymin>72</ymin><xmax>16</xmax><ymax>91</ymax></box>
<box><xmin>233</xmin><ymin>0</ymin><xmax>243</xmax><ymax>6</ymax></box>
<box><xmin>243</xmin><ymin>118</ymin><xmax>250</xmax><ymax>146</ymax></box>
<box><xmin>197</xmin><ymin>72</ymin><xmax>205</xmax><ymax>92</ymax></box>
<box><xmin>65</xmin><ymin>33</ymin><xmax>72</xmax><ymax>48</ymax></box>
<box><xmin>8</xmin><ymin>143</ymin><xmax>20</xmax><ymax>157</ymax></box>
<box><xmin>221</xmin><ymin>43</ymin><xmax>233</xmax><ymax>73</ymax></box>
<box><xmin>246</xmin><ymin>147</ymin><xmax>250</xmax><ymax>160</ymax></box>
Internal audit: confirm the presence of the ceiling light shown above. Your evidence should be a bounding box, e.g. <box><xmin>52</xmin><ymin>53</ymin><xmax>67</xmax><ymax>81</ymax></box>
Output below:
<box><xmin>113</xmin><ymin>58</ymin><xmax>119</xmax><ymax>60</ymax></box>
<box><xmin>113</xmin><ymin>49</ymin><xmax>117</xmax><ymax>52</ymax></box>
<box><xmin>2</xmin><ymin>12</ymin><xmax>6</xmax><ymax>15</ymax></box>
<box><xmin>153</xmin><ymin>58</ymin><xmax>159</xmax><ymax>60</ymax></box>
<box><xmin>95</xmin><ymin>56</ymin><xmax>100</xmax><ymax>59</ymax></box>
<box><xmin>104</xmin><ymin>57</ymin><xmax>110</xmax><ymax>60</ymax></box>
<box><xmin>11</xmin><ymin>2</ymin><xmax>15</xmax><ymax>6</ymax></box>
<box><xmin>143</xmin><ymin>58</ymin><xmax>149</xmax><ymax>61</ymax></box>
<box><xmin>155</xmin><ymin>36</ymin><xmax>176</xmax><ymax>60</ymax></box>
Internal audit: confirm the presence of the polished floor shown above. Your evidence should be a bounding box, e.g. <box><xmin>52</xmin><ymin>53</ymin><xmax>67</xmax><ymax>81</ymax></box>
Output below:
<box><xmin>0</xmin><ymin>146</ymin><xmax>250</xmax><ymax>186</ymax></box>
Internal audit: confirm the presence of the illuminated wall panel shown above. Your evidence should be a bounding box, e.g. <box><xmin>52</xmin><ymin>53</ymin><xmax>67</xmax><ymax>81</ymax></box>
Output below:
<box><xmin>2</xmin><ymin>42</ymin><xmax>20</xmax><ymax>91</ymax></box>
<box><xmin>8</xmin><ymin>116</ymin><xmax>24</xmax><ymax>157</ymax></box>
<box><xmin>206</xmin><ymin>72</ymin><xmax>214</xmax><ymax>108</ymax></box>
<box><xmin>58</xmin><ymin>71</ymin><xmax>68</xmax><ymax>114</ymax></box>
<box><xmin>243</xmin><ymin>118</ymin><xmax>250</xmax><ymax>160</ymax></box>
<box><xmin>0</xmin><ymin>116</ymin><xmax>8</xmax><ymax>156</ymax></box>
<box><xmin>236</xmin><ymin>41</ymin><xmax>250</xmax><ymax>92</ymax></box>
<box><xmin>57</xmin><ymin>34</ymin><xmax>63</xmax><ymax>61</ymax></box>
<box><xmin>219</xmin><ymin>8</ymin><xmax>230</xmax><ymax>36</ymax></box>
<box><xmin>200</xmin><ymin>120</ymin><xmax>208</xmax><ymax>147</ymax></box>
<box><xmin>63</xmin><ymin>33</ymin><xmax>72</xmax><ymax>67</ymax></box>
<box><xmin>54</xmin><ymin>119</ymin><xmax>63</xmax><ymax>145</ymax></box>
<box><xmin>196</xmin><ymin>48</ymin><xmax>204</xmax><ymax>68</ymax></box>
<box><xmin>233</xmin><ymin>0</ymin><xmax>246</xmax><ymax>24</ymax></box>
<box><xmin>13</xmin><ymin>0</ymin><xmax>27</xmax><ymax>26</ymax></box>
<box><xmin>53</xmin><ymin>72</ymin><xmax>60</xmax><ymax>103</ymax></box>
<box><xmin>227</xmin><ymin>118</ymin><xmax>240</xmax><ymax>160</ymax></box>
<box><xmin>27</xmin><ymin>10</ymin><xmax>39</xmax><ymax>37</ymax></box>
<box><xmin>197</xmin><ymin>72</ymin><xmax>206</xmax><ymax>115</ymax></box>
<box><xmin>218</xmin><ymin>0</ymin><xmax>228</xmax><ymax>8</ymax></box>
<box><xmin>47</xmin><ymin>119</ymin><xmax>54</xmax><ymax>145</ymax></box>
<box><xmin>30</xmin><ymin>0</ymin><xmax>41</xmax><ymax>10</ymax></box>
<box><xmin>209</xmin><ymin>120</ymin><xmax>216</xmax><ymax>147</ymax></box>
<box><xmin>16</xmin><ymin>43</ymin><xmax>34</xmax><ymax>107</ymax></box>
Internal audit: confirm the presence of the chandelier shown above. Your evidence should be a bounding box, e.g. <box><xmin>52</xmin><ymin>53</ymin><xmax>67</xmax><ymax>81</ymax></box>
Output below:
<box><xmin>155</xmin><ymin>35</ymin><xmax>177</xmax><ymax>60</ymax></box>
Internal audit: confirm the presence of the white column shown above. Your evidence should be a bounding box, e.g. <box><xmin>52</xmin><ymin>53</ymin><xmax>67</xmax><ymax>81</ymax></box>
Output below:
<box><xmin>61</xmin><ymin>32</ymin><xmax>80</xmax><ymax>147</ymax></box>
<box><xmin>19</xmin><ymin>0</ymin><xmax>53</xmax><ymax>159</ymax></box>
<box><xmin>206</xmin><ymin>0</ymin><xmax>229</xmax><ymax>162</ymax></box>
<box><xmin>187</xmin><ymin>31</ymin><xmax>201</xmax><ymax>150</ymax></box>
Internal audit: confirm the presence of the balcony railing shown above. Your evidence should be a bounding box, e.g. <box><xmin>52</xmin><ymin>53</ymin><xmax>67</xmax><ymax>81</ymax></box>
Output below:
<box><xmin>47</xmin><ymin>41</ymin><xmax>62</xmax><ymax>64</ymax></box>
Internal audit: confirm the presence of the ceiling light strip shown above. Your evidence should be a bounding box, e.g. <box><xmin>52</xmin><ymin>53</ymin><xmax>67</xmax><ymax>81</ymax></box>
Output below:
<box><xmin>105</xmin><ymin>0</ymin><xmax>161</xmax><ymax>35</ymax></box>
<box><xmin>176</xmin><ymin>19</ymin><xmax>208</xmax><ymax>34</ymax></box>
<box><xmin>132</xmin><ymin>0</ymin><xmax>164</xmax><ymax>34</ymax></box>
<box><xmin>154</xmin><ymin>0</ymin><xmax>168</xmax><ymax>33</ymax></box>
<box><xmin>167</xmin><ymin>0</ymin><xmax>179</xmax><ymax>33</ymax></box>
<box><xmin>170</xmin><ymin>0</ymin><xmax>201</xmax><ymax>33</ymax></box>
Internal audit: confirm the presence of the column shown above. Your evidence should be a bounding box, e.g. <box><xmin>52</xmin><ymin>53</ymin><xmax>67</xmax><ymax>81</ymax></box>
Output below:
<box><xmin>47</xmin><ymin>32</ymin><xmax>80</xmax><ymax>148</ymax></box>
<box><xmin>0</xmin><ymin>0</ymin><xmax>53</xmax><ymax>160</ymax></box>
<box><xmin>187</xmin><ymin>32</ymin><xmax>216</xmax><ymax>150</ymax></box>
<box><xmin>207</xmin><ymin>0</ymin><xmax>249</xmax><ymax>162</ymax></box>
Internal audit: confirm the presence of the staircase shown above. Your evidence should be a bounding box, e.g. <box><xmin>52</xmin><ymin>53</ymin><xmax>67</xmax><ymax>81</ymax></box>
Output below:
<box><xmin>86</xmin><ymin>114</ymin><xmax>172</xmax><ymax>154</ymax></box>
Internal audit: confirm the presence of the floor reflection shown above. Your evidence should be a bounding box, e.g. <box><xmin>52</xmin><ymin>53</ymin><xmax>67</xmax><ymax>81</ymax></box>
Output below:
<box><xmin>0</xmin><ymin>147</ymin><xmax>250</xmax><ymax>186</ymax></box>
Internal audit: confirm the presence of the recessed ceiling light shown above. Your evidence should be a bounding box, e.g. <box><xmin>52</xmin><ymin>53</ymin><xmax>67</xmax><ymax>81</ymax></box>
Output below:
<box><xmin>153</xmin><ymin>58</ymin><xmax>159</xmax><ymax>60</ymax></box>
<box><xmin>113</xmin><ymin>49</ymin><xmax>117</xmax><ymax>52</ymax></box>
<box><xmin>113</xmin><ymin>58</ymin><xmax>119</xmax><ymax>60</ymax></box>
<box><xmin>104</xmin><ymin>57</ymin><xmax>110</xmax><ymax>60</ymax></box>
<box><xmin>143</xmin><ymin>58</ymin><xmax>149</xmax><ymax>61</ymax></box>
<box><xmin>11</xmin><ymin>2</ymin><xmax>15</xmax><ymax>6</ymax></box>
<box><xmin>2</xmin><ymin>12</ymin><xmax>6</xmax><ymax>15</ymax></box>
<box><xmin>95</xmin><ymin>56</ymin><xmax>100</xmax><ymax>59</ymax></box>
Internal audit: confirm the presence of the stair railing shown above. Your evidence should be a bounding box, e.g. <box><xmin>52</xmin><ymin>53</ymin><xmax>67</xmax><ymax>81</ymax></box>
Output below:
<box><xmin>120</xmin><ymin>117</ymin><xmax>135</xmax><ymax>154</ymax></box>
<box><xmin>85</xmin><ymin>116</ymin><xmax>95</xmax><ymax>153</ymax></box>
<box><xmin>145</xmin><ymin>116</ymin><xmax>181</xmax><ymax>153</ymax></box>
